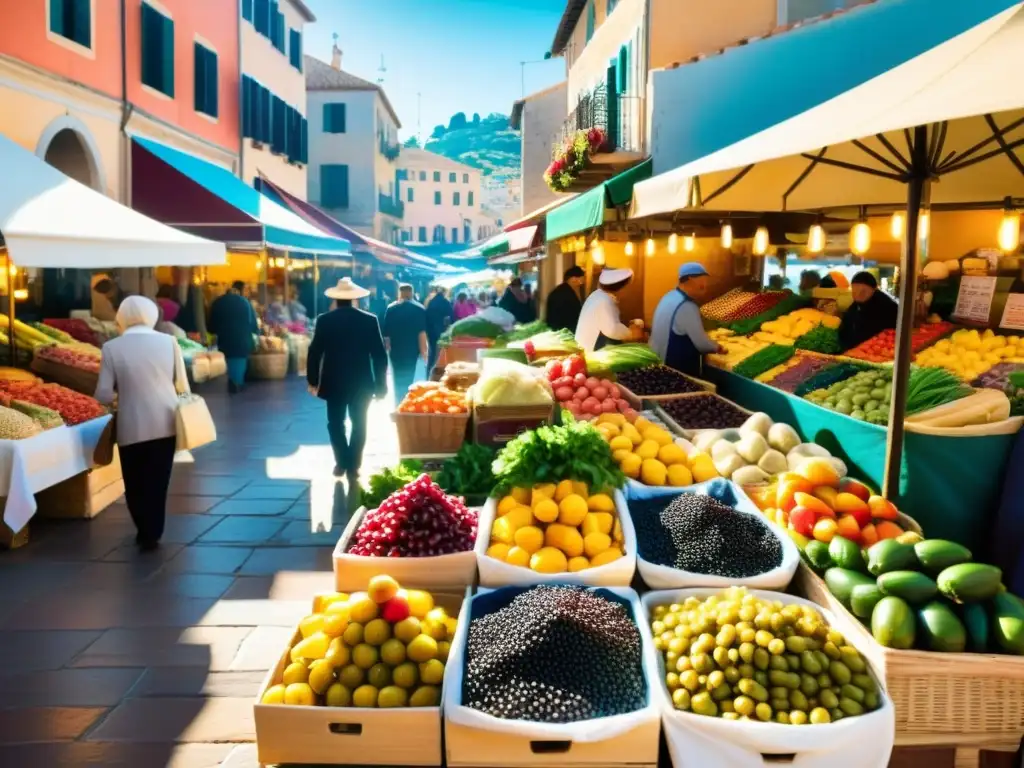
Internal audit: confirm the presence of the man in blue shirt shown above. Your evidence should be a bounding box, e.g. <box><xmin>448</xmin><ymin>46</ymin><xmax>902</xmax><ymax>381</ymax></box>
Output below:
<box><xmin>383</xmin><ymin>284</ymin><xmax>427</xmax><ymax>402</ymax></box>
<box><xmin>649</xmin><ymin>263</ymin><xmax>724</xmax><ymax>375</ymax></box>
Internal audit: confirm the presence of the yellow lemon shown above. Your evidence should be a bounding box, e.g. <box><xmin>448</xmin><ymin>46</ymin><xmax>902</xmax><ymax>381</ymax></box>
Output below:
<box><xmin>513</xmin><ymin>525</ymin><xmax>544</xmax><ymax>554</ymax></box>
<box><xmin>640</xmin><ymin>458</ymin><xmax>668</xmax><ymax>487</ymax></box>
<box><xmin>533</xmin><ymin>498</ymin><xmax>559</xmax><ymax>523</ymax></box>
<box><xmin>325</xmin><ymin>637</ymin><xmax>351</xmax><ymax>667</ymax></box>
<box><xmin>291</xmin><ymin>632</ymin><xmax>329</xmax><ymax>662</ymax></box>
<box><xmin>621</xmin><ymin>423</ymin><xmax>642</xmax><ymax>445</ymax></box>
<box><xmin>547</xmin><ymin>524</ymin><xmax>583</xmax><ymax>557</ymax></box>
<box><xmin>667</xmin><ymin>464</ymin><xmax>694</xmax><ymax>487</ymax></box>
<box><xmin>284</xmin><ymin>682</ymin><xmax>316</xmax><ymax>706</ymax></box>
<box><xmin>644</xmin><ymin>427</ymin><xmax>673</xmax><ymax>446</ymax></box>
<box><xmin>407</xmin><ymin>634</ymin><xmax>438</xmax><ymax>663</ymax></box>
<box><xmin>299</xmin><ymin>613</ymin><xmax>325</xmax><ymax>638</ymax></box>
<box><xmin>612</xmin><ymin>448</ymin><xmax>632</xmax><ymax>463</ymax></box>
<box><xmin>583</xmin><ymin>532</ymin><xmax>611</xmax><ymax>558</ymax></box>
<box><xmin>597</xmin><ymin>412</ymin><xmax>625</xmax><ymax>427</ymax></box>
<box><xmin>392</xmin><ymin>661</ymin><xmax>419</xmax><ymax>689</ymax></box>
<box><xmin>322</xmin><ymin>608</ymin><xmax>350</xmax><ymax>638</ymax></box>
<box><xmin>620</xmin><ymin>453</ymin><xmax>642</xmax><ymax>479</ymax></box>
<box><xmin>352</xmin><ymin>684</ymin><xmax>378</xmax><ymax>708</ymax></box>
<box><xmin>486</xmin><ymin>542</ymin><xmax>511</xmax><ymax>560</ymax></box>
<box><xmin>636</xmin><ymin>439</ymin><xmax>659</xmax><ymax>460</ymax></box>
<box><xmin>657</xmin><ymin>443</ymin><xmax>686</xmax><ymax>466</ymax></box>
<box><xmin>505</xmin><ymin>545</ymin><xmax>531</xmax><ymax>567</ymax></box>
<box><xmin>530</xmin><ymin>546</ymin><xmax>568</xmax><ymax>573</ymax></box>
<box><xmin>531</xmin><ymin>483</ymin><xmax>556</xmax><ymax>503</ymax></box>
<box><xmin>406</xmin><ymin>590</ymin><xmax>434</xmax><ymax>619</ymax></box>
<box><xmin>282</xmin><ymin>661</ymin><xmax>309</xmax><ymax>685</ymax></box>
<box><xmin>497</xmin><ymin>495</ymin><xmax>519</xmax><ymax>516</ymax></box>
<box><xmin>582</xmin><ymin>512</ymin><xmax>614</xmax><ymax>536</ymax></box>
<box><xmin>689</xmin><ymin>453</ymin><xmax>720</xmax><ymax>483</ymax></box>
<box><xmin>572</xmin><ymin>480</ymin><xmax>589</xmax><ymax>497</ymax></box>
<box><xmin>567</xmin><ymin>556</ymin><xmax>591</xmax><ymax>572</ymax></box>
<box><xmin>553</xmin><ymin>479</ymin><xmax>575</xmax><ymax>502</ymax></box>
<box><xmin>321</xmin><ymin>592</ymin><xmax>349</xmax><ymax>609</ymax></box>
<box><xmin>409</xmin><ymin>685</ymin><xmax>441</xmax><ymax>707</ymax></box>
<box><xmin>504</xmin><ymin>505</ymin><xmax>534</xmax><ymax>530</ymax></box>
<box><xmin>261</xmin><ymin>684</ymin><xmax>287</xmax><ymax>704</ymax></box>
<box><xmin>609</xmin><ymin>435</ymin><xmax>633</xmax><ymax>452</ymax></box>
<box><xmin>634</xmin><ymin>416</ymin><xmax>652</xmax><ymax>432</ymax></box>
<box><xmin>587</xmin><ymin>493</ymin><xmax>615</xmax><ymax>512</ymax></box>
<box><xmin>591</xmin><ymin>547</ymin><xmax>623</xmax><ymax>567</ymax></box>
<box><xmin>558</xmin><ymin>494</ymin><xmax>588</xmax><ymax>526</ymax></box>
<box><xmin>490</xmin><ymin>516</ymin><xmax>516</xmax><ymax>545</ymax></box>
<box><xmin>378</xmin><ymin>685</ymin><xmax>409</xmax><ymax>708</ymax></box>
<box><xmin>510</xmin><ymin>487</ymin><xmax>531</xmax><ymax>505</ymax></box>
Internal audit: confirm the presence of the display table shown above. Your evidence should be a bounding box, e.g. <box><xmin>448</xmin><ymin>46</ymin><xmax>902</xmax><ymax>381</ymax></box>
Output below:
<box><xmin>0</xmin><ymin>415</ymin><xmax>112</xmax><ymax>534</ymax></box>
<box><xmin>706</xmin><ymin>369</ymin><xmax>1013</xmax><ymax>553</ymax></box>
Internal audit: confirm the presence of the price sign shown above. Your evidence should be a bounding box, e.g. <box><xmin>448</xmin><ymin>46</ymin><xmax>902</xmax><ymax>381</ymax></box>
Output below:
<box><xmin>1000</xmin><ymin>293</ymin><xmax>1024</xmax><ymax>331</ymax></box>
<box><xmin>952</xmin><ymin>275</ymin><xmax>997</xmax><ymax>325</ymax></box>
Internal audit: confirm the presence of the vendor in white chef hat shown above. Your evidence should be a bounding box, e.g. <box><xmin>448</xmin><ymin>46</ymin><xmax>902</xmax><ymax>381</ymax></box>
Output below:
<box><xmin>575</xmin><ymin>267</ymin><xmax>642</xmax><ymax>352</ymax></box>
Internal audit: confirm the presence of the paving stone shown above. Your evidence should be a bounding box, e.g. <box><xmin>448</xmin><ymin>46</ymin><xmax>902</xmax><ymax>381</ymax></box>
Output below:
<box><xmin>72</xmin><ymin>627</ymin><xmax>253</xmax><ymax>670</ymax></box>
<box><xmin>197</xmin><ymin>517</ymin><xmax>287</xmax><ymax>545</ymax></box>
<box><xmin>0</xmin><ymin>630</ymin><xmax>102</xmax><ymax>674</ymax></box>
<box><xmin>236</xmin><ymin>546</ymin><xmax>334</xmax><ymax>575</ymax></box>
<box><xmin>87</xmin><ymin>697</ymin><xmax>255</xmax><ymax>743</ymax></box>
<box><xmin>219</xmin><ymin>743</ymin><xmax>260</xmax><ymax>768</ymax></box>
<box><xmin>197</xmin><ymin>599</ymin><xmax>308</xmax><ymax>627</ymax></box>
<box><xmin>228</xmin><ymin>626</ymin><xmax>294</xmax><ymax>671</ymax></box>
<box><xmin>75</xmin><ymin>559</ymin><xmax>169</xmax><ymax>586</ymax></box>
<box><xmin>102</xmin><ymin>542</ymin><xmax>185</xmax><ymax>563</ymax></box>
<box><xmin>272</xmin><ymin>519</ymin><xmax>342</xmax><ymax>546</ymax></box>
<box><xmin>0</xmin><ymin>669</ymin><xmax>143</xmax><ymax>708</ymax></box>
<box><xmin>158</xmin><ymin>514</ymin><xmax>224</xmax><ymax>543</ymax></box>
<box><xmin>231</xmin><ymin>481</ymin><xmax>308</xmax><ymax>501</ymax></box>
<box><xmin>220</xmin><ymin>571</ymin><xmax>336</xmax><ymax>601</ymax></box>
<box><xmin>166</xmin><ymin>495</ymin><xmax>228</xmax><ymax>515</ymax></box>
<box><xmin>169</xmin><ymin>476</ymin><xmax>250</xmax><ymax>497</ymax></box>
<box><xmin>0</xmin><ymin>742</ymin><xmax>235</xmax><ymax>767</ymax></box>
<box><xmin>141</xmin><ymin>573</ymin><xmax>235</xmax><ymax>599</ymax></box>
<box><xmin>4</xmin><ymin>594</ymin><xmax>218</xmax><ymax>630</ymax></box>
<box><xmin>207</xmin><ymin>498</ymin><xmax>293</xmax><ymax>517</ymax></box>
<box><xmin>0</xmin><ymin>706</ymin><xmax>107</xmax><ymax>743</ymax></box>
<box><xmin>0</xmin><ymin>561</ymin><xmax>88</xmax><ymax>600</ymax></box>
<box><xmin>130</xmin><ymin>668</ymin><xmax>266</xmax><ymax>698</ymax></box>
<box><xmin>161</xmin><ymin>546</ymin><xmax>255</xmax><ymax>575</ymax></box>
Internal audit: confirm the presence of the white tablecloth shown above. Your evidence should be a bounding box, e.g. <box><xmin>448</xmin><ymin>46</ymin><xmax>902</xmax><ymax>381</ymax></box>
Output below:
<box><xmin>0</xmin><ymin>415</ymin><xmax>112</xmax><ymax>533</ymax></box>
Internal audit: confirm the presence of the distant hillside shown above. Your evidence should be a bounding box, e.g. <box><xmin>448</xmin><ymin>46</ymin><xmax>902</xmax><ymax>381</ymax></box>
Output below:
<box><xmin>413</xmin><ymin>112</ymin><xmax>521</xmax><ymax>178</ymax></box>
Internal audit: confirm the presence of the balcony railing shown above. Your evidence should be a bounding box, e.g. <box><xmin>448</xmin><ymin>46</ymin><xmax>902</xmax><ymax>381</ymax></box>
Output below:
<box><xmin>555</xmin><ymin>84</ymin><xmax>644</xmax><ymax>155</ymax></box>
<box><xmin>378</xmin><ymin>192</ymin><xmax>404</xmax><ymax>219</ymax></box>
<box><xmin>379</xmin><ymin>135</ymin><xmax>401</xmax><ymax>162</ymax></box>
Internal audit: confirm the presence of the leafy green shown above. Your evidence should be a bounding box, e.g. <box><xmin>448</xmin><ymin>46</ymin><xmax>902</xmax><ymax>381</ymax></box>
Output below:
<box><xmin>435</xmin><ymin>443</ymin><xmax>496</xmax><ymax>497</ymax></box>
<box><xmin>441</xmin><ymin>316</ymin><xmax>504</xmax><ymax>341</ymax></box>
<box><xmin>731</xmin><ymin>344</ymin><xmax>794</xmax><ymax>379</ymax></box>
<box><xmin>793</xmin><ymin>324</ymin><xmax>843</xmax><ymax>354</ymax></box>
<box><xmin>495</xmin><ymin>321</ymin><xmax>549</xmax><ymax>344</ymax></box>
<box><xmin>584</xmin><ymin>344</ymin><xmax>661</xmax><ymax>377</ymax></box>
<box><xmin>362</xmin><ymin>460</ymin><xmax>424</xmax><ymax>508</ymax></box>
<box><xmin>491</xmin><ymin>421</ymin><xmax>625</xmax><ymax>497</ymax></box>
<box><xmin>905</xmin><ymin>366</ymin><xmax>972</xmax><ymax>415</ymax></box>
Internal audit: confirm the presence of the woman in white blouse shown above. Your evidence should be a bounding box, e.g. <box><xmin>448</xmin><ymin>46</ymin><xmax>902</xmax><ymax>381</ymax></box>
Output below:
<box><xmin>95</xmin><ymin>296</ymin><xmax>189</xmax><ymax>551</ymax></box>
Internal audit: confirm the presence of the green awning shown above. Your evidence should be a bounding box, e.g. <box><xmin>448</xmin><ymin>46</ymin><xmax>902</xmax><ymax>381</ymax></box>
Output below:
<box><xmin>545</xmin><ymin>158</ymin><xmax>653</xmax><ymax>242</ymax></box>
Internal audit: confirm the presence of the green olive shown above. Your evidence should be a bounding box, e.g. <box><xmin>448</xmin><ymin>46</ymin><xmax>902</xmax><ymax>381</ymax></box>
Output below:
<box><xmin>785</xmin><ymin>636</ymin><xmax>807</xmax><ymax>654</ymax></box>
<box><xmin>841</xmin><ymin>684</ymin><xmax>865</xmax><ymax>704</ymax></box>
<box><xmin>839</xmin><ymin>697</ymin><xmax>864</xmax><ymax>716</ymax></box>
<box><xmin>691</xmin><ymin>692</ymin><xmax>718</xmax><ymax>717</ymax></box>
<box><xmin>775</xmin><ymin>711</ymin><xmax>791</xmax><ymax>724</ymax></box>
<box><xmin>672</xmin><ymin>688</ymin><xmax>691</xmax><ymax>710</ymax></box>
<box><xmin>755</xmin><ymin>630</ymin><xmax>774</xmax><ymax>648</ymax></box>
<box><xmin>737</xmin><ymin>678</ymin><xmax>768</xmax><ymax>702</ymax></box>
<box><xmin>753</xmin><ymin>648</ymin><xmax>771</xmax><ymax>671</ymax></box>
<box><xmin>754</xmin><ymin>703</ymin><xmax>773</xmax><ymax>721</ymax></box>
<box><xmin>680</xmin><ymin>670</ymin><xmax>700</xmax><ymax>692</ymax></box>
<box><xmin>829</xmin><ymin>661</ymin><xmax>852</xmax><ymax>686</ymax></box>
<box><xmin>819</xmin><ymin>689</ymin><xmax>839</xmax><ymax>709</ymax></box>
<box><xmin>801</xmin><ymin>651</ymin><xmax>822</xmax><ymax>675</ymax></box>
<box><xmin>733</xmin><ymin>695</ymin><xmax>755</xmax><ymax>716</ymax></box>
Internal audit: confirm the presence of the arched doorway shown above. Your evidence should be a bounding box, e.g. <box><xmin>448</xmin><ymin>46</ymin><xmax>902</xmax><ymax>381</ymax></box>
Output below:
<box><xmin>42</xmin><ymin>128</ymin><xmax>96</xmax><ymax>189</ymax></box>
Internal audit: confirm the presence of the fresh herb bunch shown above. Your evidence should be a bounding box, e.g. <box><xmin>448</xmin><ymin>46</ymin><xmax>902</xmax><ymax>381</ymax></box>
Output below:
<box><xmin>905</xmin><ymin>366</ymin><xmax>973</xmax><ymax>415</ymax></box>
<box><xmin>362</xmin><ymin>460</ymin><xmax>424</xmax><ymax>508</ymax></box>
<box><xmin>491</xmin><ymin>421</ymin><xmax>625</xmax><ymax>497</ymax></box>
<box><xmin>731</xmin><ymin>344</ymin><xmax>794</xmax><ymax>380</ymax></box>
<box><xmin>435</xmin><ymin>443</ymin><xmax>496</xmax><ymax>497</ymax></box>
<box><xmin>793</xmin><ymin>324</ymin><xmax>843</xmax><ymax>355</ymax></box>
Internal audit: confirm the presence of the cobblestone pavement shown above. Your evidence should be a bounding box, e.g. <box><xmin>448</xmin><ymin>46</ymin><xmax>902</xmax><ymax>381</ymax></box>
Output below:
<box><xmin>0</xmin><ymin>375</ymin><xmax>1017</xmax><ymax>767</ymax></box>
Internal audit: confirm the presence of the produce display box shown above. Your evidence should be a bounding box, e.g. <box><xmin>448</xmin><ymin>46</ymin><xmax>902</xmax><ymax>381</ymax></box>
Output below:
<box><xmin>30</xmin><ymin>356</ymin><xmax>98</xmax><ymax>396</ymax></box>
<box><xmin>444</xmin><ymin>586</ymin><xmax>660</xmax><ymax>768</ymax></box>
<box><xmin>248</xmin><ymin>351</ymin><xmax>289</xmax><ymax>380</ymax></box>
<box><xmin>616</xmin><ymin>373</ymin><xmax>716</xmax><ymax>405</ymax></box>
<box><xmin>471</xmin><ymin>402</ymin><xmax>555</xmax><ymax>449</ymax></box>
<box><xmin>36</xmin><ymin>447</ymin><xmax>124</xmax><ymax>520</ymax></box>
<box><xmin>650</xmin><ymin>397</ymin><xmax>752</xmax><ymax>439</ymax></box>
<box><xmin>332</xmin><ymin>504</ymin><xmax>480</xmax><ymax>592</ymax></box>
<box><xmin>254</xmin><ymin>590</ymin><xmax>468</xmax><ymax>767</ymax></box>
<box><xmin>393</xmin><ymin>411</ymin><xmax>470</xmax><ymax>456</ymax></box>
<box><xmin>794</xmin><ymin>563</ymin><xmax>1024</xmax><ymax>754</ymax></box>
<box><xmin>0</xmin><ymin>520</ymin><xmax>29</xmax><ymax>550</ymax></box>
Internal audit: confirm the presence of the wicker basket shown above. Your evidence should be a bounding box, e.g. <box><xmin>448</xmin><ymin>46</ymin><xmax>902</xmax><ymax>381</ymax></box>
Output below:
<box><xmin>30</xmin><ymin>355</ymin><xmax>99</xmax><ymax>395</ymax></box>
<box><xmin>392</xmin><ymin>411</ymin><xmax>469</xmax><ymax>456</ymax></box>
<box><xmin>248</xmin><ymin>351</ymin><xmax>288</xmax><ymax>380</ymax></box>
<box><xmin>795</xmin><ymin>563</ymin><xmax>1024</xmax><ymax>749</ymax></box>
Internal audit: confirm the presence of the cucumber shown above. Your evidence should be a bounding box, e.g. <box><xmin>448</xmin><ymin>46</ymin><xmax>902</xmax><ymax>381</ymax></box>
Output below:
<box><xmin>828</xmin><ymin>536</ymin><xmax>865</xmax><ymax>572</ymax></box>
<box><xmin>936</xmin><ymin>563</ymin><xmax>1003</xmax><ymax>604</ymax></box>
<box><xmin>850</xmin><ymin>583</ymin><xmax>884</xmax><ymax>619</ymax></box>
<box><xmin>804</xmin><ymin>540</ymin><xmax>833</xmax><ymax>572</ymax></box>
<box><xmin>962</xmin><ymin>602</ymin><xmax>990</xmax><ymax>652</ymax></box>
<box><xmin>866</xmin><ymin>539</ymin><xmax>918</xmax><ymax>576</ymax></box>
<box><xmin>871</xmin><ymin>596</ymin><xmax>916</xmax><ymax>649</ymax></box>
<box><xmin>992</xmin><ymin>591</ymin><xmax>1024</xmax><ymax>654</ymax></box>
<box><xmin>914</xmin><ymin>540</ymin><xmax>972</xmax><ymax>575</ymax></box>
<box><xmin>877</xmin><ymin>571</ymin><xmax>939</xmax><ymax>604</ymax></box>
<box><xmin>824</xmin><ymin>567</ymin><xmax>876</xmax><ymax>608</ymax></box>
<box><xmin>917</xmin><ymin>600</ymin><xmax>967</xmax><ymax>652</ymax></box>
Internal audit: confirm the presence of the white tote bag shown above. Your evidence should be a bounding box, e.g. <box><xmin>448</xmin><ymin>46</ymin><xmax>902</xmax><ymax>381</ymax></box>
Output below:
<box><xmin>172</xmin><ymin>342</ymin><xmax>216</xmax><ymax>451</ymax></box>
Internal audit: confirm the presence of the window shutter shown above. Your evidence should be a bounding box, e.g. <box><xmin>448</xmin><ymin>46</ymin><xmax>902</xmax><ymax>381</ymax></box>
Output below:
<box><xmin>337</xmin><ymin>166</ymin><xmax>349</xmax><ymax>207</ymax></box>
<box><xmin>73</xmin><ymin>0</ymin><xmax>91</xmax><ymax>47</ymax></box>
<box><xmin>254</xmin><ymin>0</ymin><xmax>269</xmax><ymax>35</ymax></box>
<box><xmin>161</xmin><ymin>15</ymin><xmax>175</xmax><ymax>97</ymax></box>
<box><xmin>585</xmin><ymin>2</ymin><xmax>595</xmax><ymax>42</ymax></box>
<box><xmin>49</xmin><ymin>0</ymin><xmax>65</xmax><ymax>36</ymax></box>
<box><xmin>322</xmin><ymin>103</ymin><xmax>333</xmax><ymax>133</ymax></box>
<box><xmin>289</xmin><ymin>29</ymin><xmax>302</xmax><ymax>70</ymax></box>
<box><xmin>141</xmin><ymin>4</ymin><xmax>156</xmax><ymax>89</ymax></box>
<box><xmin>193</xmin><ymin>43</ymin><xmax>204</xmax><ymax>112</ymax></box>
<box><xmin>259</xmin><ymin>85</ymin><xmax>270</xmax><ymax>143</ymax></box>
<box><xmin>468</xmin><ymin>191</ymin><xmax>474</xmax><ymax>206</ymax></box>
<box><xmin>242</xmin><ymin>0</ymin><xmax>253</xmax><ymax>21</ymax></box>
<box><xmin>300</xmin><ymin>117</ymin><xmax>308</xmax><ymax>163</ymax></box>
<box><xmin>206</xmin><ymin>49</ymin><xmax>218</xmax><ymax>117</ymax></box>
<box><xmin>241</xmin><ymin>76</ymin><xmax>251</xmax><ymax>137</ymax></box>
<box><xmin>617</xmin><ymin>46</ymin><xmax>627</xmax><ymax>93</ymax></box>
<box><xmin>337</xmin><ymin>104</ymin><xmax>346</xmax><ymax>132</ymax></box>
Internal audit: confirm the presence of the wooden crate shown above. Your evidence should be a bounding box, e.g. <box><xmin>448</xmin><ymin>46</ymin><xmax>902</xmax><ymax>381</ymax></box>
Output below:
<box><xmin>472</xmin><ymin>402</ymin><xmax>555</xmax><ymax>448</ymax></box>
<box><xmin>795</xmin><ymin>564</ymin><xmax>1024</xmax><ymax>756</ymax></box>
<box><xmin>0</xmin><ymin>520</ymin><xmax>29</xmax><ymax>550</ymax></box>
<box><xmin>616</xmin><ymin>373</ymin><xmax>716</xmax><ymax>405</ymax></box>
<box><xmin>393</xmin><ymin>411</ymin><xmax>470</xmax><ymax>456</ymax></box>
<box><xmin>254</xmin><ymin>590</ymin><xmax>467</xmax><ymax>766</ymax></box>
<box><xmin>36</xmin><ymin>448</ymin><xmax>124</xmax><ymax>520</ymax></box>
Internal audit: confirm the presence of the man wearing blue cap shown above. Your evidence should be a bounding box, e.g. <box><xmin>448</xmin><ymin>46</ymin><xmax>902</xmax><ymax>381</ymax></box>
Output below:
<box><xmin>649</xmin><ymin>263</ymin><xmax>724</xmax><ymax>375</ymax></box>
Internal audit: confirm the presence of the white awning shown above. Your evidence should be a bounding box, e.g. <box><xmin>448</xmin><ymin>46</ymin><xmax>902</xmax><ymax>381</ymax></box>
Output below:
<box><xmin>631</xmin><ymin>0</ymin><xmax>1024</xmax><ymax>217</ymax></box>
<box><xmin>0</xmin><ymin>134</ymin><xmax>225</xmax><ymax>267</ymax></box>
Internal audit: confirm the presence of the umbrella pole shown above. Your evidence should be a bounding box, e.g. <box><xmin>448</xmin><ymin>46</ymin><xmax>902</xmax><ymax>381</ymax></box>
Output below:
<box><xmin>6</xmin><ymin>262</ymin><xmax>14</xmax><ymax>366</ymax></box>
<box><xmin>883</xmin><ymin>124</ymin><xmax>930</xmax><ymax>500</ymax></box>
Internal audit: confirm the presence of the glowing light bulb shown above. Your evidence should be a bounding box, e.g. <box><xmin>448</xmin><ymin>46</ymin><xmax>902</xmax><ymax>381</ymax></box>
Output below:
<box><xmin>752</xmin><ymin>226</ymin><xmax>769</xmax><ymax>256</ymax></box>
<box><xmin>255</xmin><ymin>260</ymin><xmax>263</xmax><ymax>271</ymax></box>
<box><xmin>625</xmin><ymin>241</ymin><xmax>635</xmax><ymax>256</ymax></box>
<box><xmin>850</xmin><ymin>221</ymin><xmax>871</xmax><ymax>255</ymax></box>
<box><xmin>592</xmin><ymin>245</ymin><xmax>605</xmax><ymax>265</ymax></box>
<box><xmin>668</xmin><ymin>233</ymin><xmax>679</xmax><ymax>254</ymax></box>
<box><xmin>918</xmin><ymin>210</ymin><xmax>930</xmax><ymax>240</ymax></box>
<box><xmin>890</xmin><ymin>212</ymin><xmax>905</xmax><ymax>240</ymax></box>
<box><xmin>999</xmin><ymin>210</ymin><xmax>1021</xmax><ymax>253</ymax></box>
<box><xmin>645</xmin><ymin>238</ymin><xmax>655</xmax><ymax>257</ymax></box>
<box><xmin>7</xmin><ymin>265</ymin><xmax>16</xmax><ymax>277</ymax></box>
<box><xmin>720</xmin><ymin>224</ymin><xmax>733</xmax><ymax>249</ymax></box>
<box><xmin>807</xmin><ymin>224</ymin><xmax>826</xmax><ymax>254</ymax></box>
<box><xmin>683</xmin><ymin>233</ymin><xmax>696</xmax><ymax>252</ymax></box>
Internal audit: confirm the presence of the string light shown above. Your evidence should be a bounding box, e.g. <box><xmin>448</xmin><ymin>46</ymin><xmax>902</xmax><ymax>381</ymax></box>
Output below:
<box><xmin>668</xmin><ymin>233</ymin><xmax>678</xmax><ymax>254</ymax></box>
<box><xmin>720</xmin><ymin>224</ymin><xmax>733</xmax><ymax>249</ymax></box>
<box><xmin>890</xmin><ymin>212</ymin><xmax>905</xmax><ymax>240</ymax></box>
<box><xmin>645</xmin><ymin>237</ymin><xmax>655</xmax><ymax>257</ymax></box>
<box><xmin>13</xmin><ymin>289</ymin><xmax>27</xmax><ymax>301</ymax></box>
<box><xmin>807</xmin><ymin>224</ymin><xmax>826</xmax><ymax>254</ymax></box>
<box><xmin>752</xmin><ymin>226</ymin><xmax>769</xmax><ymax>256</ymax></box>
<box><xmin>683</xmin><ymin>233</ymin><xmax>696</xmax><ymax>252</ymax></box>
<box><xmin>999</xmin><ymin>207</ymin><xmax>1021</xmax><ymax>253</ymax></box>
<box><xmin>255</xmin><ymin>260</ymin><xmax>263</xmax><ymax>271</ymax></box>
<box><xmin>850</xmin><ymin>221</ymin><xmax>872</xmax><ymax>255</ymax></box>
<box><xmin>625</xmin><ymin>241</ymin><xmax>635</xmax><ymax>256</ymax></box>
<box><xmin>7</xmin><ymin>265</ymin><xmax>16</xmax><ymax>277</ymax></box>
<box><xmin>592</xmin><ymin>243</ymin><xmax>606</xmax><ymax>265</ymax></box>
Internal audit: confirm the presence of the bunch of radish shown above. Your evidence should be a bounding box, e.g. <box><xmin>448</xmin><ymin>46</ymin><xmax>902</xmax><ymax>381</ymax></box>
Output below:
<box><xmin>545</xmin><ymin>355</ymin><xmax>637</xmax><ymax>420</ymax></box>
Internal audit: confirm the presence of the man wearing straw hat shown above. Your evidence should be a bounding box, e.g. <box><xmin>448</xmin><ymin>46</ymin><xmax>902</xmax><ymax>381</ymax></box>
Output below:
<box><xmin>307</xmin><ymin>278</ymin><xmax>388</xmax><ymax>480</ymax></box>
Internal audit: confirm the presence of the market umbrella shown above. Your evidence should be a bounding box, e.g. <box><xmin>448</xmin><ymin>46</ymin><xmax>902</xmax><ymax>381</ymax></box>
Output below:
<box><xmin>627</xmin><ymin>0</ymin><xmax>1024</xmax><ymax>496</ymax></box>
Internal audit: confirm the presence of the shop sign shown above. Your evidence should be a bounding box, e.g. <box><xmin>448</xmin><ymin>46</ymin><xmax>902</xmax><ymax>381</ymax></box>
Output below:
<box><xmin>952</xmin><ymin>275</ymin><xmax>997</xmax><ymax>325</ymax></box>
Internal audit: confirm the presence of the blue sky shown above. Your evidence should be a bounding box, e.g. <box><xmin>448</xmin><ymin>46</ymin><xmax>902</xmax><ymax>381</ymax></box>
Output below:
<box><xmin>303</xmin><ymin>0</ymin><xmax>566</xmax><ymax>140</ymax></box>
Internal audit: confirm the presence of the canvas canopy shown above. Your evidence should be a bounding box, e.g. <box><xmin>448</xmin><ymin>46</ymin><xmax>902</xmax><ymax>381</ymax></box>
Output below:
<box><xmin>0</xmin><ymin>134</ymin><xmax>224</xmax><ymax>267</ymax></box>
<box><xmin>548</xmin><ymin>158</ymin><xmax>652</xmax><ymax>241</ymax></box>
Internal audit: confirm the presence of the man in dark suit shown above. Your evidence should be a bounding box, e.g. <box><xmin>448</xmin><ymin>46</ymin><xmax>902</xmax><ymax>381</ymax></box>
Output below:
<box><xmin>208</xmin><ymin>280</ymin><xmax>259</xmax><ymax>394</ymax></box>
<box><xmin>307</xmin><ymin>278</ymin><xmax>388</xmax><ymax>480</ymax></box>
<box><xmin>544</xmin><ymin>266</ymin><xmax>585</xmax><ymax>333</ymax></box>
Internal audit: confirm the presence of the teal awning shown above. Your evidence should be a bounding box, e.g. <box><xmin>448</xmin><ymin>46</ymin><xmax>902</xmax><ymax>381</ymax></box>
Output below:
<box><xmin>546</xmin><ymin>158</ymin><xmax>652</xmax><ymax>241</ymax></box>
<box><xmin>133</xmin><ymin>137</ymin><xmax>351</xmax><ymax>255</ymax></box>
